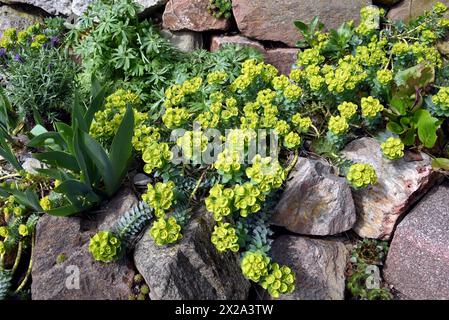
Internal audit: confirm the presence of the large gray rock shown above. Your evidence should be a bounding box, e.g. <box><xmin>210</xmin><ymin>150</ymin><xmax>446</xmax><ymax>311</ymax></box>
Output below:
<box><xmin>384</xmin><ymin>182</ymin><xmax>449</xmax><ymax>300</ymax></box>
<box><xmin>31</xmin><ymin>188</ymin><xmax>138</xmax><ymax>300</ymax></box>
<box><xmin>259</xmin><ymin>235</ymin><xmax>348</xmax><ymax>300</ymax></box>
<box><xmin>1</xmin><ymin>0</ymin><xmax>167</xmax><ymax>17</ymax></box>
<box><xmin>341</xmin><ymin>137</ymin><xmax>439</xmax><ymax>240</ymax></box>
<box><xmin>232</xmin><ymin>0</ymin><xmax>371</xmax><ymax>47</ymax></box>
<box><xmin>134</xmin><ymin>208</ymin><xmax>250</xmax><ymax>300</ymax></box>
<box><xmin>0</xmin><ymin>5</ymin><xmax>43</xmax><ymax>37</ymax></box>
<box><xmin>161</xmin><ymin>29</ymin><xmax>203</xmax><ymax>52</ymax></box>
<box><xmin>272</xmin><ymin>157</ymin><xmax>356</xmax><ymax>236</ymax></box>
<box><xmin>71</xmin><ymin>0</ymin><xmax>168</xmax><ymax>16</ymax></box>
<box><xmin>1</xmin><ymin>0</ymin><xmax>72</xmax><ymax>16</ymax></box>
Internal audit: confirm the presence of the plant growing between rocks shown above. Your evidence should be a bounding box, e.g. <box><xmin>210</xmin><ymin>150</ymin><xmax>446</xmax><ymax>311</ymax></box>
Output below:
<box><xmin>0</xmin><ymin>18</ymin><xmax>78</xmax><ymax>128</ymax></box>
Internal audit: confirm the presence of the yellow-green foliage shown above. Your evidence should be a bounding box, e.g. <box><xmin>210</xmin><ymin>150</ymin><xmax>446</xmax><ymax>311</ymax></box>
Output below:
<box><xmin>347</xmin><ymin>163</ymin><xmax>378</xmax><ymax>188</ymax></box>
<box><xmin>89</xmin><ymin>231</ymin><xmax>121</xmax><ymax>263</ymax></box>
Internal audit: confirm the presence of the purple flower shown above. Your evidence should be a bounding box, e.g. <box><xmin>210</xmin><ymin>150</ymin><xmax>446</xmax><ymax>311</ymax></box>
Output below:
<box><xmin>0</xmin><ymin>48</ymin><xmax>6</xmax><ymax>58</ymax></box>
<box><xmin>50</xmin><ymin>36</ymin><xmax>60</xmax><ymax>47</ymax></box>
<box><xmin>13</xmin><ymin>54</ymin><xmax>23</xmax><ymax>63</ymax></box>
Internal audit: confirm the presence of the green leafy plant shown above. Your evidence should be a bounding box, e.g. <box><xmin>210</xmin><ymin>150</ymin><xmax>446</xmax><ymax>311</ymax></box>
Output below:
<box><xmin>26</xmin><ymin>82</ymin><xmax>135</xmax><ymax>216</ymax></box>
<box><xmin>292</xmin><ymin>3</ymin><xmax>449</xmax><ymax>167</ymax></box>
<box><xmin>68</xmin><ymin>0</ymin><xmax>182</xmax><ymax>103</ymax></box>
<box><xmin>346</xmin><ymin>239</ymin><xmax>392</xmax><ymax>300</ymax></box>
<box><xmin>208</xmin><ymin>0</ymin><xmax>233</xmax><ymax>19</ymax></box>
<box><xmin>0</xmin><ymin>18</ymin><xmax>77</xmax><ymax>128</ymax></box>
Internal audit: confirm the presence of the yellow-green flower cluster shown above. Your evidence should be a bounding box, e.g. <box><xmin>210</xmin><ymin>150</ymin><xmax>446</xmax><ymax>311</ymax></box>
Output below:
<box><xmin>241</xmin><ymin>251</ymin><xmax>270</xmax><ymax>282</ymax></box>
<box><xmin>261</xmin><ymin>263</ymin><xmax>296</xmax><ymax>298</ymax></box>
<box><xmin>337</xmin><ymin>102</ymin><xmax>358</xmax><ymax>119</ymax></box>
<box><xmin>420</xmin><ymin>30</ymin><xmax>438</xmax><ymax>43</ymax></box>
<box><xmin>18</xmin><ymin>224</ymin><xmax>29</xmax><ymax>237</ymax></box>
<box><xmin>0</xmin><ymin>28</ymin><xmax>17</xmax><ymax>49</ymax></box>
<box><xmin>432</xmin><ymin>87</ymin><xmax>449</xmax><ymax>116</ymax></box>
<box><xmin>355</xmin><ymin>36</ymin><xmax>388</xmax><ymax>67</ymax></box>
<box><xmin>283</xmin><ymin>84</ymin><xmax>302</xmax><ymax>101</ymax></box>
<box><xmin>246</xmin><ymin>155</ymin><xmax>285</xmax><ymax>193</ymax></box>
<box><xmin>2</xmin><ymin>196</ymin><xmax>23</xmax><ymax>217</ymax></box>
<box><xmin>207</xmin><ymin>70</ymin><xmax>228</xmax><ymax>84</ymax></box>
<box><xmin>234</xmin><ymin>183</ymin><xmax>265</xmax><ymax>217</ymax></box>
<box><xmin>283</xmin><ymin>132</ymin><xmax>301</xmax><ymax>149</ymax></box>
<box><xmin>356</xmin><ymin>6</ymin><xmax>381</xmax><ymax>35</ymax></box>
<box><xmin>205</xmin><ymin>184</ymin><xmax>235</xmax><ymax>221</ymax></box>
<box><xmin>211</xmin><ymin>222</ymin><xmax>239</xmax><ymax>253</ymax></box>
<box><xmin>150</xmin><ymin>217</ymin><xmax>182</xmax><ymax>246</ymax></box>
<box><xmin>434</xmin><ymin>2</ymin><xmax>448</xmax><ymax>14</ymax></box>
<box><xmin>164</xmin><ymin>77</ymin><xmax>203</xmax><ymax>108</ymax></box>
<box><xmin>324</xmin><ymin>56</ymin><xmax>367</xmax><ymax>93</ymax></box>
<box><xmin>142</xmin><ymin>142</ymin><xmax>173</xmax><ymax>174</ymax></box>
<box><xmin>31</xmin><ymin>34</ymin><xmax>48</xmax><ymax>49</ymax></box>
<box><xmin>347</xmin><ymin>163</ymin><xmax>378</xmax><ymax>188</ymax></box>
<box><xmin>272</xmin><ymin>75</ymin><xmax>290</xmax><ymax>91</ymax></box>
<box><xmin>90</xmin><ymin>89</ymin><xmax>141</xmax><ymax>141</ymax></box>
<box><xmin>361</xmin><ymin>96</ymin><xmax>384</xmax><ymax>118</ymax></box>
<box><xmin>225</xmin><ymin>129</ymin><xmax>256</xmax><ymax>153</ymax></box>
<box><xmin>230</xmin><ymin>59</ymin><xmax>276</xmax><ymax>92</ymax></box>
<box><xmin>274</xmin><ymin>120</ymin><xmax>290</xmax><ymax>136</ymax></box>
<box><xmin>162</xmin><ymin>107</ymin><xmax>190</xmax><ymax>128</ymax></box>
<box><xmin>381</xmin><ymin>137</ymin><xmax>405</xmax><ymax>160</ymax></box>
<box><xmin>176</xmin><ymin>131</ymin><xmax>209</xmax><ymax>159</ymax></box>
<box><xmin>376</xmin><ymin>69</ymin><xmax>393</xmax><ymax>86</ymax></box>
<box><xmin>297</xmin><ymin>48</ymin><xmax>325</xmax><ymax>67</ymax></box>
<box><xmin>0</xmin><ymin>24</ymin><xmax>41</xmax><ymax>49</ymax></box>
<box><xmin>142</xmin><ymin>181</ymin><xmax>175</xmax><ymax>218</ymax></box>
<box><xmin>89</xmin><ymin>231</ymin><xmax>121</xmax><ymax>262</ymax></box>
<box><xmin>328</xmin><ymin>115</ymin><xmax>349</xmax><ymax>135</ymax></box>
<box><xmin>292</xmin><ymin>114</ymin><xmax>312</xmax><ymax>133</ymax></box>
<box><xmin>0</xmin><ymin>226</ymin><xmax>8</xmax><ymax>238</ymax></box>
<box><xmin>39</xmin><ymin>196</ymin><xmax>52</xmax><ymax>211</ymax></box>
<box><xmin>215</xmin><ymin>149</ymin><xmax>241</xmax><ymax>175</ymax></box>
<box><xmin>132</xmin><ymin>125</ymin><xmax>160</xmax><ymax>152</ymax></box>
<box><xmin>410</xmin><ymin>42</ymin><xmax>442</xmax><ymax>67</ymax></box>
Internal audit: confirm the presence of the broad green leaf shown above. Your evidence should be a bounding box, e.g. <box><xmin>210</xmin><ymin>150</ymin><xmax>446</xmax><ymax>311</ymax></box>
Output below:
<box><xmin>395</xmin><ymin>63</ymin><xmax>435</xmax><ymax>94</ymax></box>
<box><xmin>45</xmin><ymin>204</ymin><xmax>89</xmax><ymax>217</ymax></box>
<box><xmin>403</xmin><ymin>128</ymin><xmax>416</xmax><ymax>146</ymax></box>
<box><xmin>432</xmin><ymin>158</ymin><xmax>449</xmax><ymax>170</ymax></box>
<box><xmin>414</xmin><ymin>109</ymin><xmax>440</xmax><ymax>148</ymax></box>
<box><xmin>294</xmin><ymin>20</ymin><xmax>309</xmax><ymax>33</ymax></box>
<box><xmin>30</xmin><ymin>125</ymin><xmax>48</xmax><ymax>137</ymax></box>
<box><xmin>386</xmin><ymin>121</ymin><xmax>405</xmax><ymax>134</ymax></box>
<box><xmin>389</xmin><ymin>94</ymin><xmax>409</xmax><ymax>115</ymax></box>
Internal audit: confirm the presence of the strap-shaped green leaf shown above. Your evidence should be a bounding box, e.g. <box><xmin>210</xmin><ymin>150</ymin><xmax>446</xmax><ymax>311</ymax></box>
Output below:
<box><xmin>81</xmin><ymin>132</ymin><xmax>116</xmax><ymax>196</ymax></box>
<box><xmin>28</xmin><ymin>132</ymin><xmax>67</xmax><ymax>150</ymax></box>
<box><xmin>84</xmin><ymin>76</ymin><xmax>106</xmax><ymax>129</ymax></box>
<box><xmin>33</xmin><ymin>151</ymin><xmax>80</xmax><ymax>172</ymax></box>
<box><xmin>109</xmin><ymin>104</ymin><xmax>134</xmax><ymax>189</ymax></box>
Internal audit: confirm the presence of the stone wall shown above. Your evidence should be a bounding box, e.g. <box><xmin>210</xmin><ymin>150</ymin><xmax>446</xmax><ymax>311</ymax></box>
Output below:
<box><xmin>1</xmin><ymin>0</ymin><xmax>447</xmax><ymax>74</ymax></box>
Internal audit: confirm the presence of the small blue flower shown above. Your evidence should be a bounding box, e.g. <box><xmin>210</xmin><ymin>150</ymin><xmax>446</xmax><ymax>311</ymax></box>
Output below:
<box><xmin>13</xmin><ymin>54</ymin><xmax>23</xmax><ymax>62</ymax></box>
<box><xmin>50</xmin><ymin>36</ymin><xmax>60</xmax><ymax>47</ymax></box>
<box><xmin>0</xmin><ymin>48</ymin><xmax>6</xmax><ymax>58</ymax></box>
